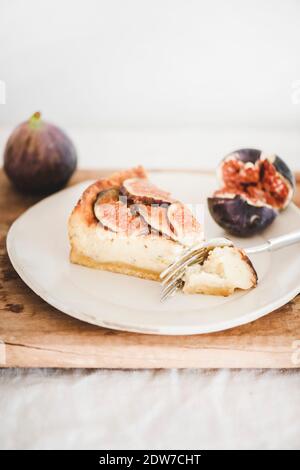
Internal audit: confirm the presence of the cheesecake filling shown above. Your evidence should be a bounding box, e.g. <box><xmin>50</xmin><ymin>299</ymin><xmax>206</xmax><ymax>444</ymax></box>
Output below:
<box><xmin>71</xmin><ymin>216</ymin><xmax>185</xmax><ymax>273</ymax></box>
<box><xmin>183</xmin><ymin>246</ymin><xmax>257</xmax><ymax>296</ymax></box>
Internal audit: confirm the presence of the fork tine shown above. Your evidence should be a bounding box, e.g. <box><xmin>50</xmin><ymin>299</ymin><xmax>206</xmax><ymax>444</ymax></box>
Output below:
<box><xmin>160</xmin><ymin>237</ymin><xmax>234</xmax><ymax>301</ymax></box>
<box><xmin>161</xmin><ymin>254</ymin><xmax>205</xmax><ymax>289</ymax></box>
<box><xmin>159</xmin><ymin>242</ymin><xmax>205</xmax><ymax>280</ymax></box>
<box><xmin>161</xmin><ymin>246</ymin><xmax>205</xmax><ymax>279</ymax></box>
<box><xmin>160</xmin><ymin>279</ymin><xmax>183</xmax><ymax>302</ymax></box>
<box><xmin>160</xmin><ymin>247</ymin><xmax>215</xmax><ymax>301</ymax></box>
<box><xmin>161</xmin><ymin>248</ymin><xmax>207</xmax><ymax>286</ymax></box>
<box><xmin>160</xmin><ymin>252</ymin><xmax>208</xmax><ymax>300</ymax></box>
<box><xmin>160</xmin><ymin>277</ymin><xmax>183</xmax><ymax>300</ymax></box>
<box><xmin>161</xmin><ymin>238</ymin><xmax>232</xmax><ymax>282</ymax></box>
<box><xmin>161</xmin><ymin>253</ymin><xmax>207</xmax><ymax>293</ymax></box>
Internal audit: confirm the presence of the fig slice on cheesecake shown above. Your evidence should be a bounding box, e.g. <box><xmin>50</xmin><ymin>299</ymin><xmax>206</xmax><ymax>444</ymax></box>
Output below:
<box><xmin>122</xmin><ymin>177</ymin><xmax>175</xmax><ymax>205</ymax></box>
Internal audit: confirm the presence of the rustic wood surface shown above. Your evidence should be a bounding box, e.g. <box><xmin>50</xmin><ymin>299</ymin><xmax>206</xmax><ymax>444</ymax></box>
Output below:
<box><xmin>0</xmin><ymin>168</ymin><xmax>300</xmax><ymax>369</ymax></box>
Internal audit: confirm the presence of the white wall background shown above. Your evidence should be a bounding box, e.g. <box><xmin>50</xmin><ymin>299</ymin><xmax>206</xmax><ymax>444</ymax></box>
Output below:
<box><xmin>1</xmin><ymin>0</ymin><xmax>300</xmax><ymax>169</ymax></box>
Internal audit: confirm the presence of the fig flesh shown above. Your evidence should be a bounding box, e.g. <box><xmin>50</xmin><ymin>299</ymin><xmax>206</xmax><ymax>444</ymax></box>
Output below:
<box><xmin>134</xmin><ymin>204</ymin><xmax>175</xmax><ymax>239</ymax></box>
<box><xmin>4</xmin><ymin>112</ymin><xmax>77</xmax><ymax>194</ymax></box>
<box><xmin>167</xmin><ymin>202</ymin><xmax>204</xmax><ymax>244</ymax></box>
<box><xmin>94</xmin><ymin>200</ymin><xmax>148</xmax><ymax>236</ymax></box>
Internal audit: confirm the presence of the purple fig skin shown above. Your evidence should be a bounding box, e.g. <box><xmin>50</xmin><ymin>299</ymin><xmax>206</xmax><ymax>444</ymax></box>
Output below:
<box><xmin>4</xmin><ymin>112</ymin><xmax>77</xmax><ymax>195</ymax></box>
<box><xmin>272</xmin><ymin>155</ymin><xmax>295</xmax><ymax>190</ymax></box>
<box><xmin>207</xmin><ymin>195</ymin><xmax>277</xmax><ymax>237</ymax></box>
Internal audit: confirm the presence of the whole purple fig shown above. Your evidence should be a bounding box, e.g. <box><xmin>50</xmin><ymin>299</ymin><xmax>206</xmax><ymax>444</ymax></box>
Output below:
<box><xmin>4</xmin><ymin>112</ymin><xmax>77</xmax><ymax>194</ymax></box>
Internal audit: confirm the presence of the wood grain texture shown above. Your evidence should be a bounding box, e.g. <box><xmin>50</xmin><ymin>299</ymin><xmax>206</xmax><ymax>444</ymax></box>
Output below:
<box><xmin>0</xmin><ymin>169</ymin><xmax>300</xmax><ymax>369</ymax></box>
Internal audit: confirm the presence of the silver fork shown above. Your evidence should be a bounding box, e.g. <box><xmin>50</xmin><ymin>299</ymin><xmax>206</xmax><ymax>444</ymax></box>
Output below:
<box><xmin>160</xmin><ymin>230</ymin><xmax>300</xmax><ymax>301</ymax></box>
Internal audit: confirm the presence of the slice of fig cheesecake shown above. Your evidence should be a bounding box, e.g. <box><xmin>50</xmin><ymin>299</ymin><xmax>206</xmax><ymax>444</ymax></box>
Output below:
<box><xmin>68</xmin><ymin>166</ymin><xmax>204</xmax><ymax>281</ymax></box>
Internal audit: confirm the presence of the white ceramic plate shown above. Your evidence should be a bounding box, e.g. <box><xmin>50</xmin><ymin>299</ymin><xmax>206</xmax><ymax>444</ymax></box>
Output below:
<box><xmin>6</xmin><ymin>171</ymin><xmax>300</xmax><ymax>335</ymax></box>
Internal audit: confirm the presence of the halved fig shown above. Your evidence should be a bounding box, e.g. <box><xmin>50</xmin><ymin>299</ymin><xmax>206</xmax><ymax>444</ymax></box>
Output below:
<box><xmin>208</xmin><ymin>149</ymin><xmax>295</xmax><ymax>236</ymax></box>
<box><xmin>122</xmin><ymin>178</ymin><xmax>175</xmax><ymax>205</ymax></box>
<box><xmin>167</xmin><ymin>202</ymin><xmax>204</xmax><ymax>244</ymax></box>
<box><xmin>134</xmin><ymin>204</ymin><xmax>175</xmax><ymax>239</ymax></box>
<box><xmin>94</xmin><ymin>200</ymin><xmax>148</xmax><ymax>236</ymax></box>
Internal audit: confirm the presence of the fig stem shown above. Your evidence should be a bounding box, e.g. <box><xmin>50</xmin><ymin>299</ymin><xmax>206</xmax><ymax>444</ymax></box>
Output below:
<box><xmin>29</xmin><ymin>111</ymin><xmax>42</xmax><ymax>129</ymax></box>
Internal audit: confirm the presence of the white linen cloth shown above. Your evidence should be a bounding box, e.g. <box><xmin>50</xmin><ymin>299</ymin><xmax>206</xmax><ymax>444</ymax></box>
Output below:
<box><xmin>0</xmin><ymin>368</ymin><xmax>299</xmax><ymax>450</ymax></box>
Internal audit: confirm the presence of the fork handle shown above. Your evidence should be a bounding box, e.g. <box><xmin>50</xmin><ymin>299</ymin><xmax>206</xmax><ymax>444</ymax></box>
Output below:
<box><xmin>245</xmin><ymin>230</ymin><xmax>300</xmax><ymax>254</ymax></box>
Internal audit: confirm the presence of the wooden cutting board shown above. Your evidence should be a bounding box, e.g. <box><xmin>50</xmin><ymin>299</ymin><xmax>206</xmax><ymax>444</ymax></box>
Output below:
<box><xmin>1</xmin><ymin>168</ymin><xmax>300</xmax><ymax>369</ymax></box>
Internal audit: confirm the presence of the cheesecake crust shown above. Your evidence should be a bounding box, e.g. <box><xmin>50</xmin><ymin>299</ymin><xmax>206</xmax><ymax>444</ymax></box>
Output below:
<box><xmin>70</xmin><ymin>248</ymin><xmax>161</xmax><ymax>281</ymax></box>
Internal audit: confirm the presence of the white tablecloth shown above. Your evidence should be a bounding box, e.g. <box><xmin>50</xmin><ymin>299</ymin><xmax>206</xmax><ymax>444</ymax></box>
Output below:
<box><xmin>0</xmin><ymin>368</ymin><xmax>299</xmax><ymax>450</ymax></box>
